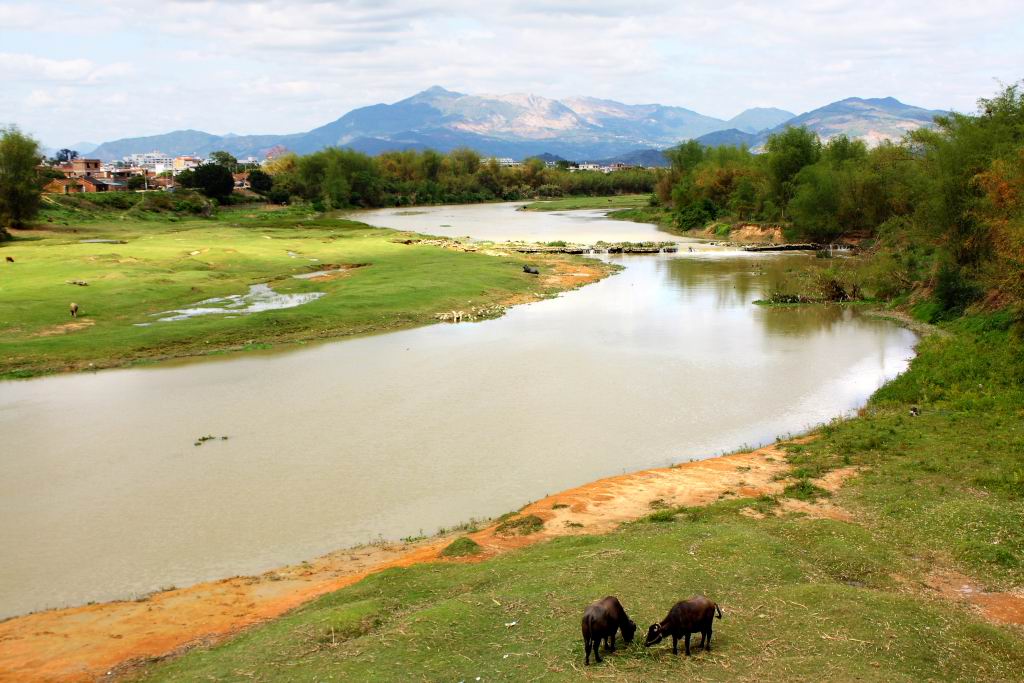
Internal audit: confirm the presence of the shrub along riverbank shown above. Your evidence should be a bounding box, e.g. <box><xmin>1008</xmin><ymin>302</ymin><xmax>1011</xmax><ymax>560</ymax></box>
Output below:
<box><xmin>132</xmin><ymin>313</ymin><xmax>1024</xmax><ymax>681</ymax></box>
<box><xmin>0</xmin><ymin>198</ymin><xmax>609</xmax><ymax>379</ymax></box>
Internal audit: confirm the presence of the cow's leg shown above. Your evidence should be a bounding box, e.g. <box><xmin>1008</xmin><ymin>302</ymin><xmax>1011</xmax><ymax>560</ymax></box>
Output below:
<box><xmin>608</xmin><ymin>632</ymin><xmax>616</xmax><ymax>651</ymax></box>
<box><xmin>684</xmin><ymin>633</ymin><xmax>691</xmax><ymax>656</ymax></box>
<box><xmin>584</xmin><ymin>638</ymin><xmax>592</xmax><ymax>665</ymax></box>
<box><xmin>672</xmin><ymin>635</ymin><xmax>678</xmax><ymax>655</ymax></box>
<box><xmin>705</xmin><ymin>625</ymin><xmax>713</xmax><ymax>651</ymax></box>
<box><xmin>593</xmin><ymin>637</ymin><xmax>602</xmax><ymax>663</ymax></box>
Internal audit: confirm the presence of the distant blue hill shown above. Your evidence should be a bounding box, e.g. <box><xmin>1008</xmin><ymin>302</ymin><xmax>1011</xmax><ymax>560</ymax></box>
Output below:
<box><xmin>693</xmin><ymin>129</ymin><xmax>760</xmax><ymax>148</ymax></box>
<box><xmin>85</xmin><ymin>88</ymin><xmax>945</xmax><ymax>162</ymax></box>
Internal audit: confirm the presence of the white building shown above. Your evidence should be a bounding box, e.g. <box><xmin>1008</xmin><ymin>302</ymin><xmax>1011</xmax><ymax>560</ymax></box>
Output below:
<box><xmin>484</xmin><ymin>157</ymin><xmax>520</xmax><ymax>167</ymax></box>
<box><xmin>124</xmin><ymin>151</ymin><xmax>173</xmax><ymax>171</ymax></box>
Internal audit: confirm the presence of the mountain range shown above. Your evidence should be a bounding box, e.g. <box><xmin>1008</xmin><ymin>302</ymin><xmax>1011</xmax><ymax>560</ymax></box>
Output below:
<box><xmin>84</xmin><ymin>87</ymin><xmax>945</xmax><ymax>163</ymax></box>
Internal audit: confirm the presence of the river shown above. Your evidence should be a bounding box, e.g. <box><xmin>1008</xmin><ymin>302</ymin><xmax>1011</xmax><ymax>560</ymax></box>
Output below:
<box><xmin>0</xmin><ymin>203</ymin><xmax>917</xmax><ymax>619</ymax></box>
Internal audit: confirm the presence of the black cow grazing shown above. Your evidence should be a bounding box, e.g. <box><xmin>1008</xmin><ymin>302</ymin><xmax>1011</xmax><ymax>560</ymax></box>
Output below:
<box><xmin>69</xmin><ymin>302</ymin><xmax>79</xmax><ymax>318</ymax></box>
<box><xmin>523</xmin><ymin>265</ymin><xmax>540</xmax><ymax>275</ymax></box>
<box><xmin>5</xmin><ymin>256</ymin><xmax>13</xmax><ymax>263</ymax></box>
<box><xmin>645</xmin><ymin>595</ymin><xmax>722</xmax><ymax>656</ymax></box>
<box><xmin>581</xmin><ymin>596</ymin><xmax>637</xmax><ymax>665</ymax></box>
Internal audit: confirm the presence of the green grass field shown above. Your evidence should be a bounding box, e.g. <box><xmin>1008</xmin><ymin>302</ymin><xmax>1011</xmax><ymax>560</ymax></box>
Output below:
<box><xmin>522</xmin><ymin>194</ymin><xmax>651</xmax><ymax>211</ymax></box>
<box><xmin>0</xmin><ymin>199</ymin><xmax>599</xmax><ymax>378</ymax></box>
<box><xmin>133</xmin><ymin>316</ymin><xmax>1024</xmax><ymax>681</ymax></box>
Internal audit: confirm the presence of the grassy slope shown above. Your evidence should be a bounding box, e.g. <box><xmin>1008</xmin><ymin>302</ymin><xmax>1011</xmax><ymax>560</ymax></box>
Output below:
<box><xmin>0</xmin><ymin>202</ymin><xmax>594</xmax><ymax>378</ymax></box>
<box><xmin>136</xmin><ymin>318</ymin><xmax>1024</xmax><ymax>682</ymax></box>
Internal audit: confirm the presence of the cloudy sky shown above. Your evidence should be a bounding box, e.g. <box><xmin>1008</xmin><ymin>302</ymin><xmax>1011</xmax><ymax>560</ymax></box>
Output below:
<box><xmin>1</xmin><ymin>0</ymin><xmax>1022</xmax><ymax>147</ymax></box>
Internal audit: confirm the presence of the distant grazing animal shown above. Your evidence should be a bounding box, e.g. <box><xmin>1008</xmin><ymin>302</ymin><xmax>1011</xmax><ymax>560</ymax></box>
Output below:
<box><xmin>523</xmin><ymin>265</ymin><xmax>540</xmax><ymax>275</ymax></box>
<box><xmin>69</xmin><ymin>302</ymin><xmax>79</xmax><ymax>318</ymax></box>
<box><xmin>909</xmin><ymin>406</ymin><xmax>921</xmax><ymax>417</ymax></box>
<box><xmin>581</xmin><ymin>596</ymin><xmax>637</xmax><ymax>665</ymax></box>
<box><xmin>5</xmin><ymin>256</ymin><xmax>13</xmax><ymax>263</ymax></box>
<box><xmin>645</xmin><ymin>595</ymin><xmax>722</xmax><ymax>656</ymax></box>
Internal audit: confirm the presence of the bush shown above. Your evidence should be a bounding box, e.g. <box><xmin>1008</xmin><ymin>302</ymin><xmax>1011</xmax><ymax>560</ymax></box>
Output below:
<box><xmin>674</xmin><ymin>199</ymin><xmax>716</xmax><ymax>229</ymax></box>
<box><xmin>248</xmin><ymin>169</ymin><xmax>273</xmax><ymax>194</ymax></box>
<box><xmin>267</xmin><ymin>188</ymin><xmax>290</xmax><ymax>205</ymax></box>
<box><xmin>440</xmin><ymin>537</ymin><xmax>482</xmax><ymax>558</ymax></box>
<box><xmin>933</xmin><ymin>262</ymin><xmax>982</xmax><ymax>317</ymax></box>
<box><xmin>188</xmin><ymin>163</ymin><xmax>234</xmax><ymax>200</ymax></box>
<box><xmin>494</xmin><ymin>514</ymin><xmax>544</xmax><ymax>536</ymax></box>
<box><xmin>85</xmin><ymin>192</ymin><xmax>142</xmax><ymax>210</ymax></box>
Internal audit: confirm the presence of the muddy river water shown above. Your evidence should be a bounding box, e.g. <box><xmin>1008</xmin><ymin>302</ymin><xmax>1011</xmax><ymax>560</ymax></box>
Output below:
<box><xmin>0</xmin><ymin>203</ymin><xmax>917</xmax><ymax>619</ymax></box>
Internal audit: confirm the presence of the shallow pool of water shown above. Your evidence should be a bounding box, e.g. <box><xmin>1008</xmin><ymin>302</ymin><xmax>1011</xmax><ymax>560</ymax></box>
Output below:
<box><xmin>0</xmin><ymin>209</ymin><xmax>916</xmax><ymax>619</ymax></box>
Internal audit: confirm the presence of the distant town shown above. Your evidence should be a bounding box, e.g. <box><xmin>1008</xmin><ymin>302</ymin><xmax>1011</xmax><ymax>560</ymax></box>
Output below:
<box><xmin>40</xmin><ymin>148</ymin><xmax>647</xmax><ymax>196</ymax></box>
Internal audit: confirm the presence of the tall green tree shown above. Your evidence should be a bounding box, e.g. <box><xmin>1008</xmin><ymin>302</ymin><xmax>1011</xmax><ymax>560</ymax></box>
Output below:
<box><xmin>190</xmin><ymin>163</ymin><xmax>235</xmax><ymax>200</ymax></box>
<box><xmin>248</xmin><ymin>169</ymin><xmax>273</xmax><ymax>194</ymax></box>
<box><xmin>765</xmin><ymin>126</ymin><xmax>821</xmax><ymax>215</ymax></box>
<box><xmin>209</xmin><ymin>151</ymin><xmax>238</xmax><ymax>172</ymax></box>
<box><xmin>0</xmin><ymin>126</ymin><xmax>43</xmax><ymax>237</ymax></box>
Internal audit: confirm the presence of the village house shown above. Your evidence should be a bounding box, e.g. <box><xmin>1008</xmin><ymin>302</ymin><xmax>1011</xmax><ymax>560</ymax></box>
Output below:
<box><xmin>44</xmin><ymin>175</ymin><xmax>128</xmax><ymax>193</ymax></box>
<box><xmin>173</xmin><ymin>156</ymin><xmax>202</xmax><ymax>172</ymax></box>
<box><xmin>60</xmin><ymin>158</ymin><xmax>102</xmax><ymax>178</ymax></box>
<box><xmin>43</xmin><ymin>177</ymin><xmax>87</xmax><ymax>194</ymax></box>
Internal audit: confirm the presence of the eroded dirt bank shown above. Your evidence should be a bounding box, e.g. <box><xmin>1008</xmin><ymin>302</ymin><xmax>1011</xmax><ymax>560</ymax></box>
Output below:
<box><xmin>0</xmin><ymin>443</ymin><xmax>795</xmax><ymax>682</ymax></box>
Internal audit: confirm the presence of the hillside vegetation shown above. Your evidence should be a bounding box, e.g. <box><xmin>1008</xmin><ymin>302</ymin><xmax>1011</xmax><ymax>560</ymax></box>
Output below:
<box><xmin>647</xmin><ymin>82</ymin><xmax>1024</xmax><ymax>325</ymax></box>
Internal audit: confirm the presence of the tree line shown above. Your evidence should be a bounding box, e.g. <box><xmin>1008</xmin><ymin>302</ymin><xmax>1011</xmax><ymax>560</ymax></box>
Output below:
<box><xmin>255</xmin><ymin>148</ymin><xmax>659</xmax><ymax>208</ymax></box>
<box><xmin>656</xmin><ymin>82</ymin><xmax>1024</xmax><ymax>319</ymax></box>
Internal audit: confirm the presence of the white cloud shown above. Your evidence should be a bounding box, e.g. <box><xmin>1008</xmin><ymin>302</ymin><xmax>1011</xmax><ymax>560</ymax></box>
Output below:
<box><xmin>1</xmin><ymin>0</ymin><xmax>1021</xmax><ymax>144</ymax></box>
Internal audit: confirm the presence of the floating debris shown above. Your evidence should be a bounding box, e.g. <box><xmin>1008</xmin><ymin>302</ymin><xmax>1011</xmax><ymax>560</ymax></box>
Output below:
<box><xmin>194</xmin><ymin>435</ymin><xmax>229</xmax><ymax>447</ymax></box>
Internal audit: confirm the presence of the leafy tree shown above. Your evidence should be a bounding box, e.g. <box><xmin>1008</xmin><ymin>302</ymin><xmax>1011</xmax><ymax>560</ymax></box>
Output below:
<box><xmin>822</xmin><ymin>135</ymin><xmax>867</xmax><ymax>166</ymax></box>
<box><xmin>190</xmin><ymin>163</ymin><xmax>235</xmax><ymax>200</ymax></box>
<box><xmin>664</xmin><ymin>140</ymin><xmax>705</xmax><ymax>177</ymax></box>
<box><xmin>209</xmin><ymin>151</ymin><xmax>238</xmax><ymax>171</ymax></box>
<box><xmin>55</xmin><ymin>148</ymin><xmax>79</xmax><ymax>163</ymax></box>
<box><xmin>175</xmin><ymin>169</ymin><xmax>196</xmax><ymax>188</ymax></box>
<box><xmin>248</xmin><ymin>169</ymin><xmax>273</xmax><ymax>194</ymax></box>
<box><xmin>126</xmin><ymin>175</ymin><xmax>147</xmax><ymax>190</ymax></box>
<box><xmin>447</xmin><ymin>147</ymin><xmax>481</xmax><ymax>176</ymax></box>
<box><xmin>788</xmin><ymin>164</ymin><xmax>842</xmax><ymax>241</ymax></box>
<box><xmin>0</xmin><ymin>126</ymin><xmax>43</xmax><ymax>236</ymax></box>
<box><xmin>765</xmin><ymin>126</ymin><xmax>821</xmax><ymax>214</ymax></box>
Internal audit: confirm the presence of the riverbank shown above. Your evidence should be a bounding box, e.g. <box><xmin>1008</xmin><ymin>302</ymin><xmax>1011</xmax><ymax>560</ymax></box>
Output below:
<box><xmin>125</xmin><ymin>315</ymin><xmax>1022</xmax><ymax>681</ymax></box>
<box><xmin>2</xmin><ymin>315</ymin><xmax>1022</xmax><ymax>681</ymax></box>
<box><xmin>0</xmin><ymin>204</ymin><xmax>611</xmax><ymax>379</ymax></box>
<box><xmin>0</xmin><ymin>441</ymin><xmax>836</xmax><ymax>681</ymax></box>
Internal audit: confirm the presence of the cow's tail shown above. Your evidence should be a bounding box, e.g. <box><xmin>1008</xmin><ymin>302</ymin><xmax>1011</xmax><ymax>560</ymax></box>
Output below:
<box><xmin>715</xmin><ymin>604</ymin><xmax>723</xmax><ymax>619</ymax></box>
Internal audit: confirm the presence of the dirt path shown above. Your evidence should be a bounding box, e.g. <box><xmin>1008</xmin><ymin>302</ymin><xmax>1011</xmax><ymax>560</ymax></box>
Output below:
<box><xmin>0</xmin><ymin>443</ymin><xmax>795</xmax><ymax>682</ymax></box>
